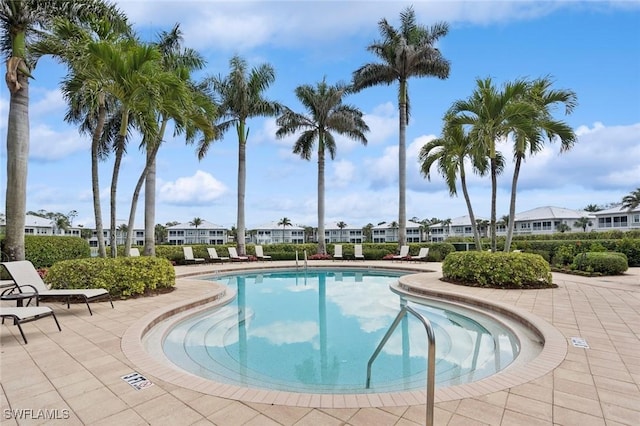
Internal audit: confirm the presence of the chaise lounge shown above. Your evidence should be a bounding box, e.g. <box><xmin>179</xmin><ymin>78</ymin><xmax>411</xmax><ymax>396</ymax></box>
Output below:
<box><xmin>1</xmin><ymin>261</ymin><xmax>114</xmax><ymax>316</ymax></box>
<box><xmin>0</xmin><ymin>306</ymin><xmax>62</xmax><ymax>344</ymax></box>
<box><xmin>254</xmin><ymin>245</ymin><xmax>271</xmax><ymax>261</ymax></box>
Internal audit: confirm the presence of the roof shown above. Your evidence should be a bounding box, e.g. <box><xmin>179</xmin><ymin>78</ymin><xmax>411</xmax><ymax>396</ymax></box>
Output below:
<box><xmin>429</xmin><ymin>215</ymin><xmax>489</xmax><ymax>228</ymax></box>
<box><xmin>592</xmin><ymin>205</ymin><xmax>640</xmax><ymax>215</ymax></box>
<box><xmin>252</xmin><ymin>221</ymin><xmax>305</xmax><ymax>230</ymax></box>
<box><xmin>25</xmin><ymin>214</ymin><xmax>54</xmax><ymax>227</ymax></box>
<box><xmin>514</xmin><ymin>206</ymin><xmax>593</xmax><ymax>221</ymax></box>
<box><xmin>168</xmin><ymin>220</ymin><xmax>226</xmax><ymax>230</ymax></box>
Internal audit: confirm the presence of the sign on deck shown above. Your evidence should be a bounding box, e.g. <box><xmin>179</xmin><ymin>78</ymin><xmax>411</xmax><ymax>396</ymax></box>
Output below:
<box><xmin>121</xmin><ymin>372</ymin><xmax>154</xmax><ymax>390</ymax></box>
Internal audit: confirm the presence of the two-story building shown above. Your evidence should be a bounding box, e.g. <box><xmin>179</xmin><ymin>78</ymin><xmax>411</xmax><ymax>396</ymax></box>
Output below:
<box><xmin>251</xmin><ymin>222</ymin><xmax>305</xmax><ymax>244</ymax></box>
<box><xmin>371</xmin><ymin>221</ymin><xmax>422</xmax><ymax>243</ymax></box>
<box><xmin>167</xmin><ymin>220</ymin><xmax>227</xmax><ymax>245</ymax></box>
<box><xmin>591</xmin><ymin>205</ymin><xmax>640</xmax><ymax>231</ymax></box>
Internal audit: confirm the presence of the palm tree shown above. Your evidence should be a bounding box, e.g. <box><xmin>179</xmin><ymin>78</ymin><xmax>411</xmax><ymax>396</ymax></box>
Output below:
<box><xmin>35</xmin><ymin>16</ymin><xmax>133</xmax><ymax>258</ymax></box>
<box><xmin>584</xmin><ymin>204</ymin><xmax>602</xmax><ymax>212</ymax></box>
<box><xmin>556</xmin><ymin>223</ymin><xmax>571</xmax><ymax>233</ymax></box>
<box><xmin>622</xmin><ymin>188</ymin><xmax>640</xmax><ymax>211</ymax></box>
<box><xmin>336</xmin><ymin>221</ymin><xmax>347</xmax><ymax>242</ymax></box>
<box><xmin>123</xmin><ymin>28</ymin><xmax>216</xmax><ymax>257</ymax></box>
<box><xmin>504</xmin><ymin>77</ymin><xmax>577</xmax><ymax>251</ymax></box>
<box><xmin>574</xmin><ymin>217</ymin><xmax>592</xmax><ymax>232</ymax></box>
<box><xmin>1</xmin><ymin>0</ymin><xmax>126</xmax><ymax>261</ymax></box>
<box><xmin>449</xmin><ymin>78</ymin><xmax>533</xmax><ymax>252</ymax></box>
<box><xmin>202</xmin><ymin>55</ymin><xmax>281</xmax><ymax>256</ymax></box>
<box><xmin>189</xmin><ymin>217</ymin><xmax>203</xmax><ymax>244</ymax></box>
<box><xmin>419</xmin><ymin>120</ymin><xmax>489</xmax><ymax>251</ymax></box>
<box><xmin>154</xmin><ymin>223</ymin><xmax>167</xmax><ymax>244</ymax></box>
<box><xmin>362</xmin><ymin>223</ymin><xmax>374</xmax><ymax>242</ymax></box>
<box><xmin>352</xmin><ymin>6</ymin><xmax>450</xmax><ymax>248</ymax></box>
<box><xmin>277</xmin><ymin>217</ymin><xmax>292</xmax><ymax>243</ymax></box>
<box><xmin>276</xmin><ymin>78</ymin><xmax>368</xmax><ymax>254</ymax></box>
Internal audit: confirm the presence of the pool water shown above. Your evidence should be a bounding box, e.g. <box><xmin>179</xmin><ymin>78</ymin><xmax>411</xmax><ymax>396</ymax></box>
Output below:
<box><xmin>157</xmin><ymin>269</ymin><xmax>524</xmax><ymax>394</ymax></box>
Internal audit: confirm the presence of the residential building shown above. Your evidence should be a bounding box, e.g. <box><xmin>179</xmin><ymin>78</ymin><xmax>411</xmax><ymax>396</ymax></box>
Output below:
<box><xmin>372</xmin><ymin>221</ymin><xmax>422</xmax><ymax>243</ymax></box>
<box><xmin>251</xmin><ymin>222</ymin><xmax>305</xmax><ymax>244</ymax></box>
<box><xmin>505</xmin><ymin>206</ymin><xmax>595</xmax><ymax>235</ymax></box>
<box><xmin>592</xmin><ymin>205</ymin><xmax>640</xmax><ymax>231</ymax></box>
<box><xmin>323</xmin><ymin>222</ymin><xmax>364</xmax><ymax>243</ymax></box>
<box><xmin>429</xmin><ymin>216</ymin><xmax>490</xmax><ymax>242</ymax></box>
<box><xmin>167</xmin><ymin>220</ymin><xmax>226</xmax><ymax>245</ymax></box>
<box><xmin>86</xmin><ymin>220</ymin><xmax>145</xmax><ymax>249</ymax></box>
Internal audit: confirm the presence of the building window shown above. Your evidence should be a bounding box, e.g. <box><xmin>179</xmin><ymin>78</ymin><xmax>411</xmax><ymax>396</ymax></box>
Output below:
<box><xmin>633</xmin><ymin>214</ymin><xmax>640</xmax><ymax>224</ymax></box>
<box><xmin>542</xmin><ymin>221</ymin><xmax>552</xmax><ymax>230</ymax></box>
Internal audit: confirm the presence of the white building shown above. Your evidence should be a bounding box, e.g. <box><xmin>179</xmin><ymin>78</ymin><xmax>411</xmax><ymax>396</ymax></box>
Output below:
<box><xmin>428</xmin><ymin>215</ymin><xmax>490</xmax><ymax>242</ymax></box>
<box><xmin>251</xmin><ymin>222</ymin><xmax>305</xmax><ymax>244</ymax></box>
<box><xmin>86</xmin><ymin>219</ymin><xmax>145</xmax><ymax>248</ymax></box>
<box><xmin>591</xmin><ymin>205</ymin><xmax>640</xmax><ymax>231</ymax></box>
<box><xmin>507</xmin><ymin>206</ymin><xmax>595</xmax><ymax>235</ymax></box>
<box><xmin>322</xmin><ymin>222</ymin><xmax>364</xmax><ymax>243</ymax></box>
<box><xmin>372</xmin><ymin>221</ymin><xmax>422</xmax><ymax>243</ymax></box>
<box><xmin>167</xmin><ymin>220</ymin><xmax>226</xmax><ymax>245</ymax></box>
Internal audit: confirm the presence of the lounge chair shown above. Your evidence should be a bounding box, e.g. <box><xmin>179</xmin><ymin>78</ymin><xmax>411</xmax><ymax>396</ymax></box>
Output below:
<box><xmin>228</xmin><ymin>247</ymin><xmax>249</xmax><ymax>262</ymax></box>
<box><xmin>410</xmin><ymin>247</ymin><xmax>429</xmax><ymax>262</ymax></box>
<box><xmin>129</xmin><ymin>248</ymin><xmax>140</xmax><ymax>257</ymax></box>
<box><xmin>207</xmin><ymin>248</ymin><xmax>229</xmax><ymax>263</ymax></box>
<box><xmin>333</xmin><ymin>245</ymin><xmax>343</xmax><ymax>261</ymax></box>
<box><xmin>0</xmin><ymin>306</ymin><xmax>61</xmax><ymax>344</ymax></box>
<box><xmin>254</xmin><ymin>245</ymin><xmax>271</xmax><ymax>261</ymax></box>
<box><xmin>1</xmin><ymin>261</ymin><xmax>113</xmax><ymax>316</ymax></box>
<box><xmin>183</xmin><ymin>247</ymin><xmax>205</xmax><ymax>264</ymax></box>
<box><xmin>354</xmin><ymin>244</ymin><xmax>365</xmax><ymax>260</ymax></box>
<box><xmin>392</xmin><ymin>245</ymin><xmax>410</xmax><ymax>261</ymax></box>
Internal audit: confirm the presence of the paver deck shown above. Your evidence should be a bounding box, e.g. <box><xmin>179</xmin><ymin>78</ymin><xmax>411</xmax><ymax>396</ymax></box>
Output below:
<box><xmin>1</xmin><ymin>260</ymin><xmax>639</xmax><ymax>425</ymax></box>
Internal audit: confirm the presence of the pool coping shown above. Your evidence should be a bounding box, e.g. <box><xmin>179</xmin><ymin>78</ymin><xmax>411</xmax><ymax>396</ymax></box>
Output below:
<box><xmin>121</xmin><ymin>267</ymin><xmax>567</xmax><ymax>409</ymax></box>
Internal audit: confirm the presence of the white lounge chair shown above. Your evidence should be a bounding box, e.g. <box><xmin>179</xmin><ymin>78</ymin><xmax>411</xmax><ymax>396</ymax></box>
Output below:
<box><xmin>333</xmin><ymin>245</ymin><xmax>343</xmax><ymax>260</ymax></box>
<box><xmin>392</xmin><ymin>245</ymin><xmax>410</xmax><ymax>261</ymax></box>
<box><xmin>228</xmin><ymin>247</ymin><xmax>249</xmax><ymax>262</ymax></box>
<box><xmin>410</xmin><ymin>247</ymin><xmax>429</xmax><ymax>262</ymax></box>
<box><xmin>254</xmin><ymin>245</ymin><xmax>271</xmax><ymax>261</ymax></box>
<box><xmin>354</xmin><ymin>244</ymin><xmax>365</xmax><ymax>260</ymax></box>
<box><xmin>183</xmin><ymin>247</ymin><xmax>205</xmax><ymax>264</ymax></box>
<box><xmin>1</xmin><ymin>261</ymin><xmax>113</xmax><ymax>316</ymax></box>
<box><xmin>0</xmin><ymin>306</ymin><xmax>61</xmax><ymax>344</ymax></box>
<box><xmin>129</xmin><ymin>248</ymin><xmax>140</xmax><ymax>257</ymax></box>
<box><xmin>207</xmin><ymin>248</ymin><xmax>229</xmax><ymax>263</ymax></box>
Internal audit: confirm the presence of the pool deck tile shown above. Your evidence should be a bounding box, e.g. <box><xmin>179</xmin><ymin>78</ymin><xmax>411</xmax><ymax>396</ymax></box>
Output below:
<box><xmin>2</xmin><ymin>260</ymin><xmax>639</xmax><ymax>425</ymax></box>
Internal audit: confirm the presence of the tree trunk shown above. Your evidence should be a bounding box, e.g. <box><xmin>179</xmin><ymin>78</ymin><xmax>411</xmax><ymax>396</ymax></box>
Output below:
<box><xmin>143</xmin><ymin>118</ymin><xmax>168</xmax><ymax>256</ymax></box>
<box><xmin>460</xmin><ymin>167</ymin><xmax>483</xmax><ymax>250</ymax></box>
<box><xmin>398</xmin><ymin>80</ymin><xmax>408</xmax><ymax>248</ymax></box>
<box><xmin>236</xmin><ymin>121</ymin><xmax>247</xmax><ymax>256</ymax></box>
<box><xmin>4</xmin><ymin>65</ymin><xmax>29</xmax><ymax>261</ymax></box>
<box><xmin>91</xmin><ymin>101</ymin><xmax>107</xmax><ymax>257</ymax></box>
<box><xmin>490</xmin><ymin>157</ymin><xmax>498</xmax><ymax>252</ymax></box>
<box><xmin>110</xmin><ymin>136</ymin><xmax>126</xmax><ymax>258</ymax></box>
<box><xmin>317</xmin><ymin>133</ymin><xmax>326</xmax><ymax>255</ymax></box>
<box><xmin>504</xmin><ymin>155</ymin><xmax>523</xmax><ymax>252</ymax></box>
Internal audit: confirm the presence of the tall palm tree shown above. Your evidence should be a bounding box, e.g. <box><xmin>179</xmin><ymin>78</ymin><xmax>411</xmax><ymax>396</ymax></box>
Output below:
<box><xmin>189</xmin><ymin>217</ymin><xmax>203</xmax><ymax>244</ymax></box>
<box><xmin>137</xmin><ymin>24</ymin><xmax>214</xmax><ymax>257</ymax></box>
<box><xmin>0</xmin><ymin>0</ymin><xmax>127</xmax><ymax>261</ymax></box>
<box><xmin>622</xmin><ymin>188</ymin><xmax>640</xmax><ymax>211</ymax></box>
<box><xmin>504</xmin><ymin>77</ymin><xmax>577</xmax><ymax>251</ymax></box>
<box><xmin>419</xmin><ymin>121</ymin><xmax>490</xmax><ymax>251</ymax></box>
<box><xmin>448</xmin><ymin>78</ymin><xmax>533</xmax><ymax>251</ymax></box>
<box><xmin>202</xmin><ymin>55</ymin><xmax>281</xmax><ymax>256</ymax></box>
<box><xmin>277</xmin><ymin>217</ymin><xmax>292</xmax><ymax>243</ymax></box>
<box><xmin>352</xmin><ymin>6</ymin><xmax>450</xmax><ymax>248</ymax></box>
<box><xmin>276</xmin><ymin>78</ymin><xmax>369</xmax><ymax>255</ymax></box>
<box><xmin>34</xmin><ymin>16</ymin><xmax>132</xmax><ymax>258</ymax></box>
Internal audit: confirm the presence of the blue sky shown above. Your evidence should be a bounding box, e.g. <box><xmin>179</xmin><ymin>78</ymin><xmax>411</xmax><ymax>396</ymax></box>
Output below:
<box><xmin>1</xmin><ymin>1</ymin><xmax>639</xmax><ymax>229</ymax></box>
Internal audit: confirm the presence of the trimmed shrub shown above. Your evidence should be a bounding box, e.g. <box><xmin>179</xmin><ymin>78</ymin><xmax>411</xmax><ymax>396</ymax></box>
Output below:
<box><xmin>21</xmin><ymin>236</ymin><xmax>91</xmax><ymax>269</ymax></box>
<box><xmin>442</xmin><ymin>251</ymin><xmax>553</xmax><ymax>289</ymax></box>
<box><xmin>571</xmin><ymin>252</ymin><xmax>628</xmax><ymax>275</ymax></box>
<box><xmin>45</xmin><ymin>256</ymin><xmax>175</xmax><ymax>298</ymax></box>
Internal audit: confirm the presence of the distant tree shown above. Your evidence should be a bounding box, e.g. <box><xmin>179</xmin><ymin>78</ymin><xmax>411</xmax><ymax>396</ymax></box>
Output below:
<box><xmin>336</xmin><ymin>221</ymin><xmax>347</xmax><ymax>242</ymax></box>
<box><xmin>556</xmin><ymin>223</ymin><xmax>571</xmax><ymax>233</ymax></box>
<box><xmin>154</xmin><ymin>223</ymin><xmax>167</xmax><ymax>244</ymax></box>
<box><xmin>352</xmin><ymin>6</ymin><xmax>450</xmax><ymax>248</ymax></box>
<box><xmin>583</xmin><ymin>204</ymin><xmax>602</xmax><ymax>212</ymax></box>
<box><xmin>278</xmin><ymin>217</ymin><xmax>292</xmax><ymax>243</ymax></box>
<box><xmin>574</xmin><ymin>217</ymin><xmax>592</xmax><ymax>232</ymax></box>
<box><xmin>362</xmin><ymin>223</ymin><xmax>374</xmax><ymax>242</ymax></box>
<box><xmin>189</xmin><ymin>217</ymin><xmax>203</xmax><ymax>229</ymax></box>
<box><xmin>622</xmin><ymin>187</ymin><xmax>640</xmax><ymax>211</ymax></box>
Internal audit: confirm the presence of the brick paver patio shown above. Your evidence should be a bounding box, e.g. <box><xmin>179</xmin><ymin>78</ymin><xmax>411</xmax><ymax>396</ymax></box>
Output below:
<box><xmin>1</xmin><ymin>261</ymin><xmax>638</xmax><ymax>425</ymax></box>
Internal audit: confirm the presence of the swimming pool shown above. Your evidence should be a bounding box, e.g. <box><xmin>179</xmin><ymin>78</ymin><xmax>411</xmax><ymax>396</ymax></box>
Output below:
<box><xmin>146</xmin><ymin>268</ymin><xmax>539</xmax><ymax>394</ymax></box>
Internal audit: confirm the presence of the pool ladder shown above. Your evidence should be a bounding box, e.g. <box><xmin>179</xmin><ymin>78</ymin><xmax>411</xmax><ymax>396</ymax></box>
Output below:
<box><xmin>295</xmin><ymin>250</ymin><xmax>308</xmax><ymax>270</ymax></box>
<box><xmin>366</xmin><ymin>301</ymin><xmax>436</xmax><ymax>426</ymax></box>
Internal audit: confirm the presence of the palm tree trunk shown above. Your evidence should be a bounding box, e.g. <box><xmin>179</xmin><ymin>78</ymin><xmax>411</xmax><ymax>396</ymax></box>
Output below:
<box><xmin>144</xmin><ymin>117</ymin><xmax>168</xmax><ymax>256</ymax></box>
<box><xmin>91</xmin><ymin>101</ymin><xmax>107</xmax><ymax>257</ymax></box>
<box><xmin>504</xmin><ymin>155</ymin><xmax>523</xmax><ymax>252</ymax></box>
<box><xmin>398</xmin><ymin>80</ymin><xmax>408</xmax><ymax>248</ymax></box>
<box><xmin>460</xmin><ymin>168</ymin><xmax>482</xmax><ymax>250</ymax></box>
<box><xmin>236</xmin><ymin>122</ymin><xmax>247</xmax><ymax>256</ymax></box>
<box><xmin>110</xmin><ymin>145</ymin><xmax>124</xmax><ymax>258</ymax></box>
<box><xmin>317</xmin><ymin>135</ymin><xmax>326</xmax><ymax>255</ymax></box>
<box><xmin>4</xmin><ymin>67</ymin><xmax>29</xmax><ymax>261</ymax></box>
<box><xmin>490</xmin><ymin>157</ymin><xmax>498</xmax><ymax>252</ymax></box>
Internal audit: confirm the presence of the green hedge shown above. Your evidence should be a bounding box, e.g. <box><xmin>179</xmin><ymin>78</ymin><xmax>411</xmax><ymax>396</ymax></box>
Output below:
<box><xmin>442</xmin><ymin>251</ymin><xmax>553</xmax><ymax>289</ymax></box>
<box><xmin>571</xmin><ymin>252</ymin><xmax>628</xmax><ymax>275</ymax></box>
<box><xmin>512</xmin><ymin>239</ymin><xmax>640</xmax><ymax>267</ymax></box>
<box><xmin>0</xmin><ymin>235</ymin><xmax>91</xmax><ymax>269</ymax></box>
<box><xmin>45</xmin><ymin>257</ymin><xmax>175</xmax><ymax>298</ymax></box>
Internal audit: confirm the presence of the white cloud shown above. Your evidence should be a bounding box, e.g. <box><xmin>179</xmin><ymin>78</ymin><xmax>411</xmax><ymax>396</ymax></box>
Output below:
<box><xmin>29</xmin><ymin>124</ymin><xmax>88</xmax><ymax>161</ymax></box>
<box><xmin>158</xmin><ymin>170</ymin><xmax>227</xmax><ymax>205</ymax></box>
<box><xmin>329</xmin><ymin>160</ymin><xmax>355</xmax><ymax>189</ymax></box>
<box><xmin>249</xmin><ymin>321</ymin><xmax>318</xmax><ymax>345</ymax></box>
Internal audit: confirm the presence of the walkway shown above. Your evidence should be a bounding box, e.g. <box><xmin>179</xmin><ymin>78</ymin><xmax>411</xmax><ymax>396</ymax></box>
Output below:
<box><xmin>1</xmin><ymin>261</ymin><xmax>638</xmax><ymax>425</ymax></box>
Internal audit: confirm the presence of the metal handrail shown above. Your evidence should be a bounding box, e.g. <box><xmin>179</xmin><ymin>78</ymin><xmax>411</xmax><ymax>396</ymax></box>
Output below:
<box><xmin>366</xmin><ymin>302</ymin><xmax>436</xmax><ymax>426</ymax></box>
<box><xmin>303</xmin><ymin>250</ymin><xmax>308</xmax><ymax>270</ymax></box>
